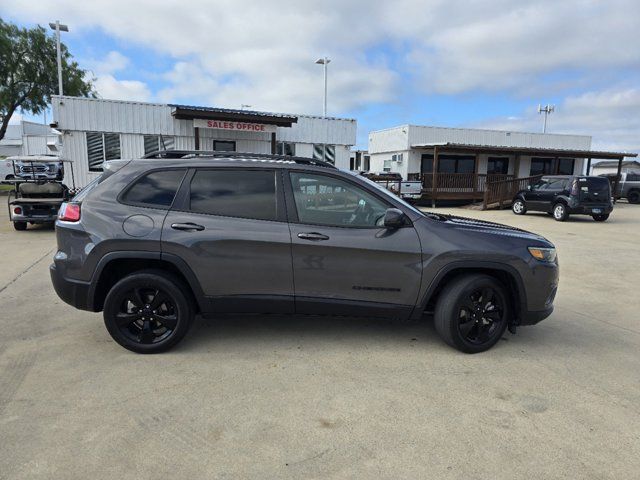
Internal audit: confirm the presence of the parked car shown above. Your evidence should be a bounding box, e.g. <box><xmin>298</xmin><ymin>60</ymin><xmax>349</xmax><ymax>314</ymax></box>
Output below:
<box><xmin>600</xmin><ymin>171</ymin><xmax>640</xmax><ymax>204</ymax></box>
<box><xmin>50</xmin><ymin>152</ymin><xmax>558</xmax><ymax>354</ymax></box>
<box><xmin>512</xmin><ymin>175</ymin><xmax>613</xmax><ymax>222</ymax></box>
<box><xmin>7</xmin><ymin>155</ymin><xmax>64</xmax><ymax>181</ymax></box>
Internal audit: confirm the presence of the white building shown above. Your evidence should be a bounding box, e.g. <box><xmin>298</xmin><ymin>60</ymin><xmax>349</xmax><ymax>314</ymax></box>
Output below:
<box><xmin>0</xmin><ymin>121</ymin><xmax>59</xmax><ymax>158</ymax></box>
<box><xmin>590</xmin><ymin>160</ymin><xmax>640</xmax><ymax>175</ymax></box>
<box><xmin>51</xmin><ymin>96</ymin><xmax>357</xmax><ymax>187</ymax></box>
<box><xmin>368</xmin><ymin>124</ymin><xmax>595</xmax><ymax>179</ymax></box>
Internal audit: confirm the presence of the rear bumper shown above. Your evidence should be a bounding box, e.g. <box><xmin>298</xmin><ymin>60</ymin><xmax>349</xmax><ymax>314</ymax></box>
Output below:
<box><xmin>50</xmin><ymin>264</ymin><xmax>93</xmax><ymax>311</ymax></box>
<box><xmin>568</xmin><ymin>204</ymin><xmax>613</xmax><ymax>215</ymax></box>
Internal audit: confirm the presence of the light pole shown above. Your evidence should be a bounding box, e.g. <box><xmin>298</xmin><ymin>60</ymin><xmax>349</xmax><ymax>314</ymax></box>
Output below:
<box><xmin>538</xmin><ymin>104</ymin><xmax>555</xmax><ymax>133</ymax></box>
<box><xmin>48</xmin><ymin>21</ymin><xmax>69</xmax><ymax>96</ymax></box>
<box><xmin>315</xmin><ymin>57</ymin><xmax>331</xmax><ymax>117</ymax></box>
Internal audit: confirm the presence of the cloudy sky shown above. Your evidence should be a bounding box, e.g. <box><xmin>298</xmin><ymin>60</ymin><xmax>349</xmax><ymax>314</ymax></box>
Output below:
<box><xmin>3</xmin><ymin>0</ymin><xmax>639</xmax><ymax>151</ymax></box>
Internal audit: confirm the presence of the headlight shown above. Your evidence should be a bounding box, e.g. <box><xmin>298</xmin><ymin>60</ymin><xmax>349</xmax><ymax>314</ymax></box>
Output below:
<box><xmin>528</xmin><ymin>247</ymin><xmax>557</xmax><ymax>263</ymax></box>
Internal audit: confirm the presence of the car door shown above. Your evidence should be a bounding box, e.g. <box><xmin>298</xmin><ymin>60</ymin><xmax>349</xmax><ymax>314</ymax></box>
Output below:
<box><xmin>284</xmin><ymin>170</ymin><xmax>423</xmax><ymax>318</ymax></box>
<box><xmin>525</xmin><ymin>178</ymin><xmax>548</xmax><ymax>211</ymax></box>
<box><xmin>161</xmin><ymin>167</ymin><xmax>294</xmax><ymax>314</ymax></box>
<box><xmin>539</xmin><ymin>178</ymin><xmax>566</xmax><ymax>210</ymax></box>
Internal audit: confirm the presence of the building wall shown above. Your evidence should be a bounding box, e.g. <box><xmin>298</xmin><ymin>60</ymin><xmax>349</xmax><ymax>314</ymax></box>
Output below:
<box><xmin>52</xmin><ymin>96</ymin><xmax>356</xmax><ymax>186</ymax></box>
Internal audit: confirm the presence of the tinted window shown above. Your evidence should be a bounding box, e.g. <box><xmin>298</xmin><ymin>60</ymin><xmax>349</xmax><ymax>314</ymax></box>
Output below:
<box><xmin>122</xmin><ymin>169</ymin><xmax>185</xmax><ymax>207</ymax></box>
<box><xmin>290</xmin><ymin>172</ymin><xmax>388</xmax><ymax>227</ymax></box>
<box><xmin>189</xmin><ymin>170</ymin><xmax>277</xmax><ymax>221</ymax></box>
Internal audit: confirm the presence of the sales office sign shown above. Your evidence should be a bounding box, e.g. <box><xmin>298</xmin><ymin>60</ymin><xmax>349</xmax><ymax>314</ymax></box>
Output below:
<box><xmin>193</xmin><ymin>118</ymin><xmax>277</xmax><ymax>133</ymax></box>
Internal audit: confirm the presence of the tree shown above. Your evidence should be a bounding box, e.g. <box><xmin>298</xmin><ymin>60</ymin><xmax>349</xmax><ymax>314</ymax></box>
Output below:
<box><xmin>0</xmin><ymin>18</ymin><xmax>95</xmax><ymax>141</ymax></box>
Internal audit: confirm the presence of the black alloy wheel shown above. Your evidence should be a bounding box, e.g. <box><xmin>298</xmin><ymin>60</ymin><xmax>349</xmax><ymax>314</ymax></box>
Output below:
<box><xmin>456</xmin><ymin>287</ymin><xmax>505</xmax><ymax>345</ymax></box>
<box><xmin>103</xmin><ymin>270</ymin><xmax>193</xmax><ymax>353</ymax></box>
<box><xmin>434</xmin><ymin>274</ymin><xmax>509</xmax><ymax>353</ymax></box>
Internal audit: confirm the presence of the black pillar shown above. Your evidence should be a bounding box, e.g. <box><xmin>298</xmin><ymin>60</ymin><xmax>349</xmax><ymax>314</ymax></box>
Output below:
<box><xmin>271</xmin><ymin>132</ymin><xmax>277</xmax><ymax>155</ymax></box>
<box><xmin>613</xmin><ymin>157</ymin><xmax>623</xmax><ymax>203</ymax></box>
<box><xmin>586</xmin><ymin>157</ymin><xmax>592</xmax><ymax>175</ymax></box>
<box><xmin>194</xmin><ymin>126</ymin><xmax>200</xmax><ymax>150</ymax></box>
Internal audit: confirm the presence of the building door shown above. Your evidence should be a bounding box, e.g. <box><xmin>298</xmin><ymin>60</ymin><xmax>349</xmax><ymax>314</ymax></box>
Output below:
<box><xmin>285</xmin><ymin>171</ymin><xmax>422</xmax><ymax>316</ymax></box>
<box><xmin>487</xmin><ymin>157</ymin><xmax>509</xmax><ymax>175</ymax></box>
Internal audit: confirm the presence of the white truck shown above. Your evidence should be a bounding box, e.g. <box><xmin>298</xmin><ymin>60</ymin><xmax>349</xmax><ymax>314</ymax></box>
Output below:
<box><xmin>360</xmin><ymin>172</ymin><xmax>423</xmax><ymax>201</ymax></box>
<box><xmin>600</xmin><ymin>172</ymin><xmax>640</xmax><ymax>204</ymax></box>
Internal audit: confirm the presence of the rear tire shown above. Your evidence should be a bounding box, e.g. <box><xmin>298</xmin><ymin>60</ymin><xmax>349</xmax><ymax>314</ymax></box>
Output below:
<box><xmin>103</xmin><ymin>270</ymin><xmax>194</xmax><ymax>354</ymax></box>
<box><xmin>512</xmin><ymin>199</ymin><xmax>526</xmax><ymax>215</ymax></box>
<box><xmin>592</xmin><ymin>214</ymin><xmax>609</xmax><ymax>222</ymax></box>
<box><xmin>552</xmin><ymin>203</ymin><xmax>569</xmax><ymax>221</ymax></box>
<box><xmin>628</xmin><ymin>191</ymin><xmax>640</xmax><ymax>204</ymax></box>
<box><xmin>13</xmin><ymin>221</ymin><xmax>27</xmax><ymax>231</ymax></box>
<box><xmin>434</xmin><ymin>274</ymin><xmax>510</xmax><ymax>353</ymax></box>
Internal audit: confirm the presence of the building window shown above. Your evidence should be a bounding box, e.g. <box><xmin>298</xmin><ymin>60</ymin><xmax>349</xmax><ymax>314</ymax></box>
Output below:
<box><xmin>213</xmin><ymin>140</ymin><xmax>236</xmax><ymax>152</ymax></box>
<box><xmin>313</xmin><ymin>144</ymin><xmax>335</xmax><ymax>164</ymax></box>
<box><xmin>438</xmin><ymin>155</ymin><xmax>475</xmax><ymax>174</ymax></box>
<box><xmin>392</xmin><ymin>153</ymin><xmax>404</xmax><ymax>164</ymax></box>
<box><xmin>421</xmin><ymin>154</ymin><xmax>433</xmax><ymax>174</ymax></box>
<box><xmin>276</xmin><ymin>141</ymin><xmax>296</xmax><ymax>156</ymax></box>
<box><xmin>363</xmin><ymin>155</ymin><xmax>370</xmax><ymax>171</ymax></box>
<box><xmin>144</xmin><ymin>135</ymin><xmax>174</xmax><ymax>155</ymax></box>
<box><xmin>530</xmin><ymin>157</ymin><xmax>575</xmax><ymax>176</ymax></box>
<box><xmin>383</xmin><ymin>159</ymin><xmax>392</xmax><ymax>172</ymax></box>
<box><xmin>487</xmin><ymin>156</ymin><xmax>509</xmax><ymax>175</ymax></box>
<box><xmin>558</xmin><ymin>158</ymin><xmax>575</xmax><ymax>175</ymax></box>
<box><xmin>530</xmin><ymin>157</ymin><xmax>555</xmax><ymax>176</ymax></box>
<box><xmin>86</xmin><ymin>132</ymin><xmax>121</xmax><ymax>172</ymax></box>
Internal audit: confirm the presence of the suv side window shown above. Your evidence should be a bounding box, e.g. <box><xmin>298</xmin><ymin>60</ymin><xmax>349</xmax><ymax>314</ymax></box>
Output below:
<box><xmin>289</xmin><ymin>172</ymin><xmax>388</xmax><ymax>227</ymax></box>
<box><xmin>189</xmin><ymin>169</ymin><xmax>277</xmax><ymax>221</ymax></box>
<box><xmin>121</xmin><ymin>169</ymin><xmax>186</xmax><ymax>208</ymax></box>
<box><xmin>546</xmin><ymin>178</ymin><xmax>568</xmax><ymax>190</ymax></box>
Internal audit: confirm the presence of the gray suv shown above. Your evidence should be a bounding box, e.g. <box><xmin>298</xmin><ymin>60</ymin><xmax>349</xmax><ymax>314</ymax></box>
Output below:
<box><xmin>50</xmin><ymin>152</ymin><xmax>559</xmax><ymax>354</ymax></box>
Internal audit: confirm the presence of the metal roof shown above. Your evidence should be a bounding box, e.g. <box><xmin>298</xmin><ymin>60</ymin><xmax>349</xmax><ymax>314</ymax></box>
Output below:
<box><xmin>169</xmin><ymin>104</ymin><xmax>298</xmax><ymax>127</ymax></box>
<box><xmin>411</xmin><ymin>142</ymin><xmax>637</xmax><ymax>159</ymax></box>
<box><xmin>591</xmin><ymin>160</ymin><xmax>640</xmax><ymax>168</ymax></box>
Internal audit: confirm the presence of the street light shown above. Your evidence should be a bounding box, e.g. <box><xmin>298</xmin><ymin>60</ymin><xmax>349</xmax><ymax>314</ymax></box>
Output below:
<box><xmin>49</xmin><ymin>21</ymin><xmax>69</xmax><ymax>96</ymax></box>
<box><xmin>315</xmin><ymin>57</ymin><xmax>331</xmax><ymax>117</ymax></box>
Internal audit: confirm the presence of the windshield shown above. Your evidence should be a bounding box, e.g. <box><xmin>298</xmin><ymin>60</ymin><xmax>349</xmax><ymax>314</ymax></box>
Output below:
<box><xmin>347</xmin><ymin>171</ymin><xmax>426</xmax><ymax>217</ymax></box>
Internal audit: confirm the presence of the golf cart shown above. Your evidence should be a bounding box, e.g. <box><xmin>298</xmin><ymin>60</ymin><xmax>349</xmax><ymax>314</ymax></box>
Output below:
<box><xmin>3</xmin><ymin>158</ymin><xmax>76</xmax><ymax>231</ymax></box>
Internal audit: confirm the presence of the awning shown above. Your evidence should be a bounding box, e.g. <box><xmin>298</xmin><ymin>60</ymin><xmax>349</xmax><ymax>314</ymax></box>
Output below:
<box><xmin>411</xmin><ymin>142</ymin><xmax>638</xmax><ymax>159</ymax></box>
<box><xmin>170</xmin><ymin>104</ymin><xmax>298</xmax><ymax>127</ymax></box>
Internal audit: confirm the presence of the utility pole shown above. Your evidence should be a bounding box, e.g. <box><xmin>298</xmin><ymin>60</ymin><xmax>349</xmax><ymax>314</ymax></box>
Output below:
<box><xmin>538</xmin><ymin>104</ymin><xmax>555</xmax><ymax>133</ymax></box>
<box><xmin>315</xmin><ymin>57</ymin><xmax>331</xmax><ymax>117</ymax></box>
<box><xmin>49</xmin><ymin>21</ymin><xmax>69</xmax><ymax>96</ymax></box>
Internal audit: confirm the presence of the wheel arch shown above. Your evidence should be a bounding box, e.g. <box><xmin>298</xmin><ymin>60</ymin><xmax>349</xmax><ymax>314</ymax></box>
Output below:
<box><xmin>418</xmin><ymin>262</ymin><xmax>527</xmax><ymax>324</ymax></box>
<box><xmin>89</xmin><ymin>251</ymin><xmax>206</xmax><ymax>312</ymax></box>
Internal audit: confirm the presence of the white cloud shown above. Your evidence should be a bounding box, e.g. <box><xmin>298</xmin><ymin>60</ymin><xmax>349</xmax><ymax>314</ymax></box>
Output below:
<box><xmin>474</xmin><ymin>87</ymin><xmax>640</xmax><ymax>152</ymax></box>
<box><xmin>83</xmin><ymin>51</ymin><xmax>151</xmax><ymax>102</ymax></box>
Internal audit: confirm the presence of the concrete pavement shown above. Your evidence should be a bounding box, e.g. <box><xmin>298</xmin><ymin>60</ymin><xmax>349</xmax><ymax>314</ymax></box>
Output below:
<box><xmin>0</xmin><ymin>203</ymin><xmax>638</xmax><ymax>479</ymax></box>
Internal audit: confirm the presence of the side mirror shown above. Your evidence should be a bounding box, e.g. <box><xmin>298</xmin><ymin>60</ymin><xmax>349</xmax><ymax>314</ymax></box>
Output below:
<box><xmin>383</xmin><ymin>208</ymin><xmax>406</xmax><ymax>229</ymax></box>
<box><xmin>527</xmin><ymin>185</ymin><xmax>532</xmax><ymax>191</ymax></box>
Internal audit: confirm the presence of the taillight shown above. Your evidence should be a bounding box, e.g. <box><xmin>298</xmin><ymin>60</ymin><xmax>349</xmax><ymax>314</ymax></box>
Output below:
<box><xmin>570</xmin><ymin>180</ymin><xmax>578</xmax><ymax>196</ymax></box>
<box><xmin>58</xmin><ymin>202</ymin><xmax>81</xmax><ymax>222</ymax></box>
<box><xmin>13</xmin><ymin>206</ymin><xmax>22</xmax><ymax>215</ymax></box>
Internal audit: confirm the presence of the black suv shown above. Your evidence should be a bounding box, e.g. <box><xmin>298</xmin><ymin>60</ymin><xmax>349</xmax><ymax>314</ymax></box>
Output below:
<box><xmin>512</xmin><ymin>175</ymin><xmax>613</xmax><ymax>221</ymax></box>
<box><xmin>50</xmin><ymin>152</ymin><xmax>559</xmax><ymax>354</ymax></box>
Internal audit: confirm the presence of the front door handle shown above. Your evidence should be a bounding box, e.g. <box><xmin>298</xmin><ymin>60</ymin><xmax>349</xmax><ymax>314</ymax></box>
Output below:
<box><xmin>297</xmin><ymin>232</ymin><xmax>330</xmax><ymax>241</ymax></box>
<box><xmin>171</xmin><ymin>222</ymin><xmax>205</xmax><ymax>232</ymax></box>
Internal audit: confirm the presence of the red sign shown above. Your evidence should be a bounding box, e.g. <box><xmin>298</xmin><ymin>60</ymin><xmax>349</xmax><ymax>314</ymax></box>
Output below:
<box><xmin>193</xmin><ymin>118</ymin><xmax>276</xmax><ymax>133</ymax></box>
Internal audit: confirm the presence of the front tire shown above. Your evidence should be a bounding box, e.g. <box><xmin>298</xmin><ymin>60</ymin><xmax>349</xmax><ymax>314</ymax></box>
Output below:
<box><xmin>512</xmin><ymin>199</ymin><xmax>526</xmax><ymax>215</ymax></box>
<box><xmin>103</xmin><ymin>270</ymin><xmax>194</xmax><ymax>354</ymax></box>
<box><xmin>592</xmin><ymin>214</ymin><xmax>609</xmax><ymax>222</ymax></box>
<box><xmin>628</xmin><ymin>191</ymin><xmax>640</xmax><ymax>204</ymax></box>
<box><xmin>434</xmin><ymin>274</ymin><xmax>510</xmax><ymax>353</ymax></box>
<box><xmin>552</xmin><ymin>203</ymin><xmax>569</xmax><ymax>221</ymax></box>
<box><xmin>13</xmin><ymin>221</ymin><xmax>27</xmax><ymax>231</ymax></box>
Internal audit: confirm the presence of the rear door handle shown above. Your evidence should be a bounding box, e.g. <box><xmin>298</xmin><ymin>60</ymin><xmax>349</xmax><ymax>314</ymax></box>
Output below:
<box><xmin>171</xmin><ymin>222</ymin><xmax>205</xmax><ymax>232</ymax></box>
<box><xmin>297</xmin><ymin>232</ymin><xmax>330</xmax><ymax>241</ymax></box>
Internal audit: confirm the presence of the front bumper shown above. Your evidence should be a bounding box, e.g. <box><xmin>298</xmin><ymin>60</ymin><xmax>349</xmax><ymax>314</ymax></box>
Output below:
<box><xmin>50</xmin><ymin>264</ymin><xmax>92</xmax><ymax>311</ymax></box>
<box><xmin>520</xmin><ymin>306</ymin><xmax>554</xmax><ymax>325</ymax></box>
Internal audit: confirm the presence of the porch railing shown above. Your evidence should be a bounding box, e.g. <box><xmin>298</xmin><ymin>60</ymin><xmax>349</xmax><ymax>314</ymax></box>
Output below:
<box><xmin>407</xmin><ymin>173</ymin><xmax>515</xmax><ymax>200</ymax></box>
<box><xmin>482</xmin><ymin>174</ymin><xmax>543</xmax><ymax>209</ymax></box>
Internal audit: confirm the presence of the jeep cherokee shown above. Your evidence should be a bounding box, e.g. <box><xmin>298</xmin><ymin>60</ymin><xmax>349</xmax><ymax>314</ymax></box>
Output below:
<box><xmin>50</xmin><ymin>152</ymin><xmax>559</xmax><ymax>354</ymax></box>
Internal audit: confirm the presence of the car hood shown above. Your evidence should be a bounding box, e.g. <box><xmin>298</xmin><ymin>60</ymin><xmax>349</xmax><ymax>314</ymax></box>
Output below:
<box><xmin>432</xmin><ymin>213</ymin><xmax>552</xmax><ymax>244</ymax></box>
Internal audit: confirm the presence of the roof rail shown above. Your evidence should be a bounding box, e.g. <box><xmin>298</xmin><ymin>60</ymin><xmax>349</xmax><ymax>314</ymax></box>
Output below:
<box><xmin>141</xmin><ymin>150</ymin><xmax>338</xmax><ymax>169</ymax></box>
